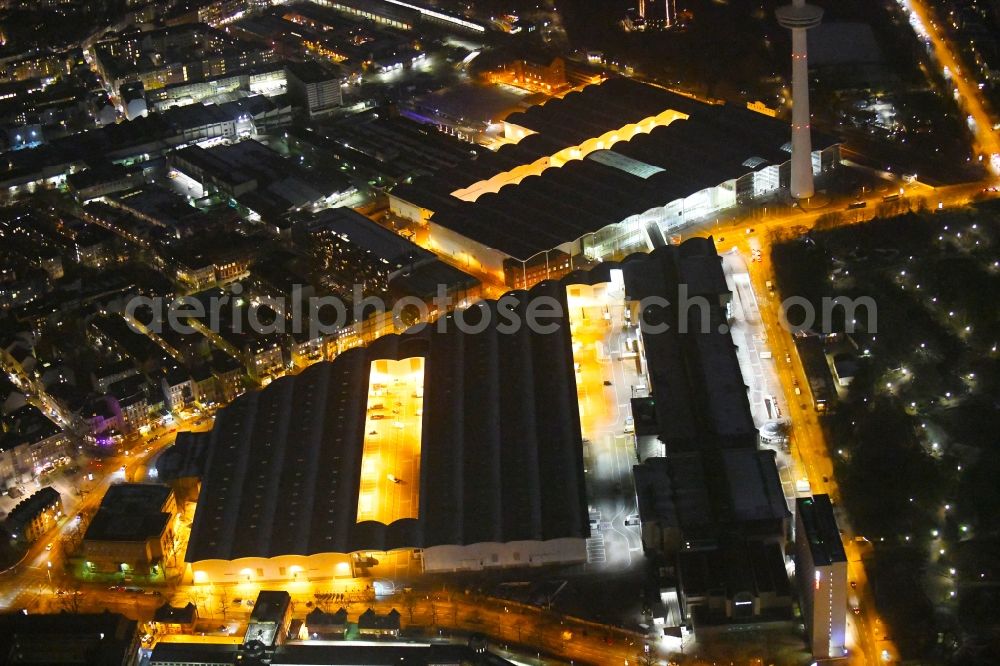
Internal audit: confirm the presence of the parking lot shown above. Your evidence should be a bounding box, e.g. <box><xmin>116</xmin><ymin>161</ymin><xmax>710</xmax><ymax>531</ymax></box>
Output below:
<box><xmin>566</xmin><ymin>280</ymin><xmax>645</xmax><ymax>572</ymax></box>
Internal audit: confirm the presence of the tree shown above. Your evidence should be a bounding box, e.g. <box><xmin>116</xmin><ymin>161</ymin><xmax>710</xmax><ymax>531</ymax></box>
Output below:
<box><xmin>218</xmin><ymin>586</ymin><xmax>229</xmax><ymax>621</ymax></box>
<box><xmin>429</xmin><ymin>599</ymin><xmax>439</xmax><ymax>629</ymax></box>
<box><xmin>401</xmin><ymin>589</ymin><xmax>417</xmax><ymax>623</ymax></box>
<box><xmin>61</xmin><ymin>580</ymin><xmax>84</xmax><ymax>614</ymax></box>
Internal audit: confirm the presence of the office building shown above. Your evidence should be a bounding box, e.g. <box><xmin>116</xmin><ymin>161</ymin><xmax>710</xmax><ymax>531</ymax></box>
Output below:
<box><xmin>795</xmin><ymin>494</ymin><xmax>847</xmax><ymax>660</ymax></box>
<box><xmin>286</xmin><ymin>60</ymin><xmax>343</xmax><ymax>118</ymax></box>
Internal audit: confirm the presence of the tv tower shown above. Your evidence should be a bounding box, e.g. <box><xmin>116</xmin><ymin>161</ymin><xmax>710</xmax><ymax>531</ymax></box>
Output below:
<box><xmin>776</xmin><ymin>0</ymin><xmax>823</xmax><ymax>199</ymax></box>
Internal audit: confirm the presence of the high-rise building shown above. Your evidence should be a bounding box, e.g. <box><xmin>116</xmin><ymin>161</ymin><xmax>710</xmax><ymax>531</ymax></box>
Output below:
<box><xmin>794</xmin><ymin>494</ymin><xmax>848</xmax><ymax>659</ymax></box>
<box><xmin>776</xmin><ymin>0</ymin><xmax>823</xmax><ymax>199</ymax></box>
<box><xmin>286</xmin><ymin>60</ymin><xmax>343</xmax><ymax>119</ymax></box>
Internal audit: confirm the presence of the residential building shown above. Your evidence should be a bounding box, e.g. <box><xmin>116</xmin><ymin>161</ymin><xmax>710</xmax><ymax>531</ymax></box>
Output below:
<box><xmin>357</xmin><ymin>608</ymin><xmax>401</xmax><ymax>638</ymax></box>
<box><xmin>153</xmin><ymin>602</ymin><xmax>198</xmax><ymax>634</ymax></box>
<box><xmin>0</xmin><ymin>406</ymin><xmax>73</xmax><ymax>489</ymax></box>
<box><xmin>210</xmin><ymin>350</ymin><xmax>245</xmax><ymax>402</ymax></box>
<box><xmin>4</xmin><ymin>486</ymin><xmax>62</xmax><ymax>544</ymax></box>
<box><xmin>304</xmin><ymin>607</ymin><xmax>348</xmax><ymax>639</ymax></box>
<box><xmin>160</xmin><ymin>365</ymin><xmax>196</xmax><ymax>414</ymax></box>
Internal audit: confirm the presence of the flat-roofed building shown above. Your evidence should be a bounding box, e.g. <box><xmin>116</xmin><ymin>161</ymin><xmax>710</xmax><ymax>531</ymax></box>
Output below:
<box><xmin>149</xmin><ymin>643</ymin><xmax>236</xmax><ymax>666</ymax></box>
<box><xmin>82</xmin><ymin>483</ymin><xmax>179</xmax><ymax>577</ymax></box>
<box><xmin>0</xmin><ymin>611</ymin><xmax>140</xmax><ymax>666</ymax></box>
<box><xmin>677</xmin><ymin>539</ymin><xmax>793</xmax><ymax>625</ymax></box>
<box><xmin>149</xmin><ymin>641</ymin><xmax>510</xmax><ymax>665</ymax></box>
<box><xmin>286</xmin><ymin>60</ymin><xmax>343</xmax><ymax>118</ymax></box>
<box><xmin>240</xmin><ymin>590</ymin><xmax>292</xmax><ymax>659</ymax></box>
<box><xmin>633</xmin><ymin>449</ymin><xmax>789</xmax><ymax>555</ymax></box>
<box><xmin>795</xmin><ymin>494</ymin><xmax>848</xmax><ymax>660</ymax></box>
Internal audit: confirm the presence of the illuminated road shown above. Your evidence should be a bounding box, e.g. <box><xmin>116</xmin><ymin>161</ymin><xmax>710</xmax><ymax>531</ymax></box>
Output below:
<box><xmin>157</xmin><ymin>578</ymin><xmax>665</xmax><ymax>666</ymax></box>
<box><xmin>897</xmin><ymin>0</ymin><xmax>1000</xmax><ymax>172</ymax></box>
<box><xmin>0</xmin><ymin>418</ymin><xmax>211</xmax><ymax>614</ymax></box>
<box><xmin>710</xmin><ymin>223</ymin><xmax>896</xmax><ymax>666</ymax></box>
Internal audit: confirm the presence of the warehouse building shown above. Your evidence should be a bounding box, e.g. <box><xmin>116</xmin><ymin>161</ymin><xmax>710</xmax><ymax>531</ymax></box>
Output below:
<box><xmin>184</xmin><ymin>280</ymin><xmax>589</xmax><ymax>581</ymax></box>
<box><xmin>389</xmin><ymin>77</ymin><xmax>839</xmax><ymax>284</ymax></box>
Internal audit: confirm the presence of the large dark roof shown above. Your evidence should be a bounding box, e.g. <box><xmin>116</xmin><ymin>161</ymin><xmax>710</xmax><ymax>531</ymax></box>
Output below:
<box><xmin>0</xmin><ymin>611</ymin><xmax>138</xmax><ymax>665</ymax></box>
<box><xmin>392</xmin><ymin>77</ymin><xmax>839</xmax><ymax>260</ymax></box>
<box><xmin>677</xmin><ymin>539</ymin><xmax>791</xmax><ymax>600</ymax></box>
<box><xmin>84</xmin><ymin>483</ymin><xmax>172</xmax><ymax>542</ymax></box>
<box><xmin>634</xmin><ymin>449</ymin><xmax>789</xmax><ymax>547</ymax></box>
<box><xmin>796</xmin><ymin>494</ymin><xmax>847</xmax><ymax>565</ymax></box>
<box><xmin>186</xmin><ymin>281</ymin><xmax>588</xmax><ymax>562</ymax></box>
<box><xmin>564</xmin><ymin>240</ymin><xmax>755</xmax><ymax>449</ymax></box>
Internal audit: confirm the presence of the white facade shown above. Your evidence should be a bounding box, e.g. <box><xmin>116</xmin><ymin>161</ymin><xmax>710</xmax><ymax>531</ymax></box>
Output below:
<box><xmin>422</xmin><ymin>538</ymin><xmax>587</xmax><ymax>572</ymax></box>
<box><xmin>187</xmin><ymin>538</ymin><xmax>586</xmax><ymax>584</ymax></box>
